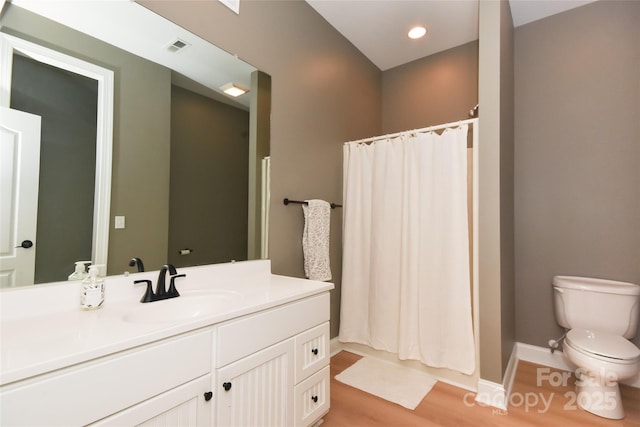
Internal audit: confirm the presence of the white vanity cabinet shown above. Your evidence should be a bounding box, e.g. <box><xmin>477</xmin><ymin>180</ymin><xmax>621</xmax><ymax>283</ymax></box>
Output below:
<box><xmin>0</xmin><ymin>262</ymin><xmax>334</xmax><ymax>427</ymax></box>
<box><xmin>215</xmin><ymin>293</ymin><xmax>331</xmax><ymax>427</ymax></box>
<box><xmin>0</xmin><ymin>329</ymin><xmax>214</xmax><ymax>427</ymax></box>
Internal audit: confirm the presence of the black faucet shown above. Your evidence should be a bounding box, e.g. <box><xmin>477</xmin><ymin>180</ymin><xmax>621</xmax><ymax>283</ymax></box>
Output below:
<box><xmin>128</xmin><ymin>257</ymin><xmax>145</xmax><ymax>272</ymax></box>
<box><xmin>134</xmin><ymin>264</ymin><xmax>184</xmax><ymax>303</ymax></box>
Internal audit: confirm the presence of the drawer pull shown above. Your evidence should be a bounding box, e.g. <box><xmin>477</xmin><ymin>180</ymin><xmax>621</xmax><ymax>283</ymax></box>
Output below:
<box><xmin>311</xmin><ymin>395</ymin><xmax>318</xmax><ymax>403</ymax></box>
<box><xmin>311</xmin><ymin>348</ymin><xmax>319</xmax><ymax>355</ymax></box>
<box><xmin>222</xmin><ymin>382</ymin><xmax>232</xmax><ymax>391</ymax></box>
<box><xmin>204</xmin><ymin>391</ymin><xmax>213</xmax><ymax>401</ymax></box>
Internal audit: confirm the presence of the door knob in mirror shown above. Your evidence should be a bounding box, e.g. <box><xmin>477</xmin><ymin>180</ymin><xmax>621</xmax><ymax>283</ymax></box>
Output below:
<box><xmin>16</xmin><ymin>240</ymin><xmax>33</xmax><ymax>249</ymax></box>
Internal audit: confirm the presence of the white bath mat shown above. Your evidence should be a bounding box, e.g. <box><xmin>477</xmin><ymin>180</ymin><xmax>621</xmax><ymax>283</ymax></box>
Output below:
<box><xmin>335</xmin><ymin>357</ymin><xmax>437</xmax><ymax>410</ymax></box>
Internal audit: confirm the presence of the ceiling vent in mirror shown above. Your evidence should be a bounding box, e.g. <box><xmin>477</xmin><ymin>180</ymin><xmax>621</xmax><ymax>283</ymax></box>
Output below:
<box><xmin>166</xmin><ymin>38</ymin><xmax>191</xmax><ymax>53</ymax></box>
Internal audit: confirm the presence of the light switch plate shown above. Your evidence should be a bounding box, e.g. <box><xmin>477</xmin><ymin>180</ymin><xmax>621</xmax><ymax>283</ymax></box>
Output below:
<box><xmin>114</xmin><ymin>216</ymin><xmax>125</xmax><ymax>229</ymax></box>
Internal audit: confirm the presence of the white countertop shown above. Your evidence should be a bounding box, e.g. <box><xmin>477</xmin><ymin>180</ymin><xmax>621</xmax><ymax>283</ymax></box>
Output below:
<box><xmin>0</xmin><ymin>260</ymin><xmax>333</xmax><ymax>385</ymax></box>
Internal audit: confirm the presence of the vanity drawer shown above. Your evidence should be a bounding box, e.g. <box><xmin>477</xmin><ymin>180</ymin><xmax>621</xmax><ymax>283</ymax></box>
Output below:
<box><xmin>217</xmin><ymin>292</ymin><xmax>329</xmax><ymax>367</ymax></box>
<box><xmin>0</xmin><ymin>329</ymin><xmax>212</xmax><ymax>427</ymax></box>
<box><xmin>294</xmin><ymin>366</ymin><xmax>330</xmax><ymax>427</ymax></box>
<box><xmin>295</xmin><ymin>322</ymin><xmax>330</xmax><ymax>383</ymax></box>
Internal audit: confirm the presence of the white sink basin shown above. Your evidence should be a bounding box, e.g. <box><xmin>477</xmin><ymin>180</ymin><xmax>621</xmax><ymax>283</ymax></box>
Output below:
<box><xmin>123</xmin><ymin>289</ymin><xmax>243</xmax><ymax>323</ymax></box>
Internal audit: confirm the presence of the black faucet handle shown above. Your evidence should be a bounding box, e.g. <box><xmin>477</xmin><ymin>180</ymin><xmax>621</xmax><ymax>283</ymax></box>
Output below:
<box><xmin>164</xmin><ymin>264</ymin><xmax>178</xmax><ymax>275</ymax></box>
<box><xmin>168</xmin><ymin>274</ymin><xmax>185</xmax><ymax>297</ymax></box>
<box><xmin>134</xmin><ymin>279</ymin><xmax>154</xmax><ymax>303</ymax></box>
<box><xmin>156</xmin><ymin>264</ymin><xmax>175</xmax><ymax>297</ymax></box>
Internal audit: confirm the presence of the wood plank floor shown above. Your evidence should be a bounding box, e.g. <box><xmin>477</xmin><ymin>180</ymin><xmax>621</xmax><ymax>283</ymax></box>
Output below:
<box><xmin>322</xmin><ymin>351</ymin><xmax>640</xmax><ymax>426</ymax></box>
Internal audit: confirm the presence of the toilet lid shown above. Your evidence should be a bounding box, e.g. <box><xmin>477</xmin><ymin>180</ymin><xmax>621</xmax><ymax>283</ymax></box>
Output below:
<box><xmin>566</xmin><ymin>328</ymin><xmax>640</xmax><ymax>361</ymax></box>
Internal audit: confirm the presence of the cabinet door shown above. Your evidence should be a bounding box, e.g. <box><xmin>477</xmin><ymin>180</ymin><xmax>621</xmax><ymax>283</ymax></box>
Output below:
<box><xmin>90</xmin><ymin>375</ymin><xmax>212</xmax><ymax>427</ymax></box>
<box><xmin>217</xmin><ymin>339</ymin><xmax>294</xmax><ymax>427</ymax></box>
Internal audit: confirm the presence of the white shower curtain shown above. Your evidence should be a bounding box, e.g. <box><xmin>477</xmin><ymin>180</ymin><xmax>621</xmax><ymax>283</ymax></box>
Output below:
<box><xmin>339</xmin><ymin>124</ymin><xmax>476</xmax><ymax>375</ymax></box>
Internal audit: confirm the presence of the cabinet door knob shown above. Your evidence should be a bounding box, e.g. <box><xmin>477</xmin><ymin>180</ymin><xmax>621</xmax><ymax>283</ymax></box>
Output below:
<box><xmin>222</xmin><ymin>382</ymin><xmax>232</xmax><ymax>391</ymax></box>
<box><xmin>204</xmin><ymin>391</ymin><xmax>213</xmax><ymax>401</ymax></box>
<box><xmin>311</xmin><ymin>395</ymin><xmax>318</xmax><ymax>403</ymax></box>
<box><xmin>311</xmin><ymin>348</ymin><xmax>319</xmax><ymax>355</ymax></box>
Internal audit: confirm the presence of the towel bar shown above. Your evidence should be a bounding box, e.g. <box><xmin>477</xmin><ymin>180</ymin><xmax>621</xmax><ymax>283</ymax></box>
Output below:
<box><xmin>283</xmin><ymin>198</ymin><xmax>342</xmax><ymax>209</ymax></box>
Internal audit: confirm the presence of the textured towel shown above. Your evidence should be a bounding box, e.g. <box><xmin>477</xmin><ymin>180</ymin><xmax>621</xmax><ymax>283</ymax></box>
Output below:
<box><xmin>302</xmin><ymin>200</ymin><xmax>332</xmax><ymax>281</ymax></box>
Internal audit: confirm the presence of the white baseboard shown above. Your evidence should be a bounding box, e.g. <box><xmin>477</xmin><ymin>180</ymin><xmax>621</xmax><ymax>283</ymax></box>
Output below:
<box><xmin>330</xmin><ymin>338</ymin><xmax>640</xmax><ymax>413</ymax></box>
<box><xmin>516</xmin><ymin>342</ymin><xmax>640</xmax><ymax>388</ymax></box>
<box><xmin>502</xmin><ymin>342</ymin><xmax>520</xmax><ymax>402</ymax></box>
<box><xmin>515</xmin><ymin>342</ymin><xmax>572</xmax><ymax>371</ymax></box>
<box><xmin>330</xmin><ymin>337</ymin><xmax>343</xmax><ymax>357</ymax></box>
<box><xmin>475</xmin><ymin>379</ymin><xmax>507</xmax><ymax>411</ymax></box>
<box><xmin>474</xmin><ymin>342</ymin><xmax>519</xmax><ymax>411</ymax></box>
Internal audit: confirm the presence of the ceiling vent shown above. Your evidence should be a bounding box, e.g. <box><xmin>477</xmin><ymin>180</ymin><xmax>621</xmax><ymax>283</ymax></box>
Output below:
<box><xmin>166</xmin><ymin>38</ymin><xmax>191</xmax><ymax>53</ymax></box>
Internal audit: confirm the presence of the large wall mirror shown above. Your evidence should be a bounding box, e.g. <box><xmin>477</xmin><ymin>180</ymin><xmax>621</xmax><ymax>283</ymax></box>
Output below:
<box><xmin>0</xmin><ymin>0</ymin><xmax>271</xmax><ymax>288</ymax></box>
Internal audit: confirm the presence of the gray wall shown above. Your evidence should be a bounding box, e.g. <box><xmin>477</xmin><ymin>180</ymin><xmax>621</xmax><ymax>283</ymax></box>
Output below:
<box><xmin>515</xmin><ymin>1</ymin><xmax>640</xmax><ymax>348</ymax></box>
<box><xmin>477</xmin><ymin>0</ymin><xmax>515</xmax><ymax>383</ymax></box>
<box><xmin>499</xmin><ymin>0</ymin><xmax>515</xmax><ymax>378</ymax></box>
<box><xmin>168</xmin><ymin>85</ymin><xmax>249</xmax><ymax>267</ymax></box>
<box><xmin>382</xmin><ymin>41</ymin><xmax>478</xmax><ymax>134</ymax></box>
<box><xmin>142</xmin><ymin>0</ymin><xmax>382</xmax><ymax>338</ymax></box>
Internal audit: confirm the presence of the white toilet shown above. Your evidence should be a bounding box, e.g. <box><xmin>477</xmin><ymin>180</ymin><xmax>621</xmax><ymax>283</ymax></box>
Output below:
<box><xmin>552</xmin><ymin>276</ymin><xmax>640</xmax><ymax>419</ymax></box>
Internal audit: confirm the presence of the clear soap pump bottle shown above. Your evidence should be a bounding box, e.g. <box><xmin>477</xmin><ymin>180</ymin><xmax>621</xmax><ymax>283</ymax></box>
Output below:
<box><xmin>81</xmin><ymin>265</ymin><xmax>104</xmax><ymax>310</ymax></box>
<box><xmin>68</xmin><ymin>261</ymin><xmax>91</xmax><ymax>281</ymax></box>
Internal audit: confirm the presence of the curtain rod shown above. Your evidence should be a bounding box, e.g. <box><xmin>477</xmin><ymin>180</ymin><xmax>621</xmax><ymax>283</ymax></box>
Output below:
<box><xmin>283</xmin><ymin>198</ymin><xmax>342</xmax><ymax>209</ymax></box>
<box><xmin>344</xmin><ymin>117</ymin><xmax>478</xmax><ymax>145</ymax></box>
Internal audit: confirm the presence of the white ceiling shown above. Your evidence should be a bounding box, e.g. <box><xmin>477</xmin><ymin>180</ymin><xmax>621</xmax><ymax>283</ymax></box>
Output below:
<box><xmin>306</xmin><ymin>0</ymin><xmax>599</xmax><ymax>71</ymax></box>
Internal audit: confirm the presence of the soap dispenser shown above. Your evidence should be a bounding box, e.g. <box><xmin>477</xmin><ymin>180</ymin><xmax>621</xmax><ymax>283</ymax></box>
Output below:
<box><xmin>80</xmin><ymin>265</ymin><xmax>105</xmax><ymax>310</ymax></box>
<box><xmin>68</xmin><ymin>261</ymin><xmax>91</xmax><ymax>281</ymax></box>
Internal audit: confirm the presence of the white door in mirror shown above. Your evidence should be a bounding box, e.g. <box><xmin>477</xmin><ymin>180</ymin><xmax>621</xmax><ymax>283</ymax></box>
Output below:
<box><xmin>0</xmin><ymin>107</ymin><xmax>41</xmax><ymax>288</ymax></box>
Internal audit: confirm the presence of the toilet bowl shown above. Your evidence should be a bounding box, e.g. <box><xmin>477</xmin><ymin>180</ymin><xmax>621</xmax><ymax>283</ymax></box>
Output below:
<box><xmin>552</xmin><ymin>276</ymin><xmax>640</xmax><ymax>420</ymax></box>
<box><xmin>562</xmin><ymin>328</ymin><xmax>640</xmax><ymax>419</ymax></box>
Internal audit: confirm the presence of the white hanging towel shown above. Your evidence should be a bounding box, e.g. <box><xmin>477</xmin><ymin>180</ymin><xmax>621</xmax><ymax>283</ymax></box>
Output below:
<box><xmin>302</xmin><ymin>199</ymin><xmax>332</xmax><ymax>281</ymax></box>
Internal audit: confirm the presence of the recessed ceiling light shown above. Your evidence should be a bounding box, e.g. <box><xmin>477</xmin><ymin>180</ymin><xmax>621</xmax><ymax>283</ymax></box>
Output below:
<box><xmin>220</xmin><ymin>83</ymin><xmax>249</xmax><ymax>97</ymax></box>
<box><xmin>408</xmin><ymin>26</ymin><xmax>428</xmax><ymax>40</ymax></box>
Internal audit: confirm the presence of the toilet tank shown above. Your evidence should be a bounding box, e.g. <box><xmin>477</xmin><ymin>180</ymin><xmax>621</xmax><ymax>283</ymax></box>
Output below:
<box><xmin>552</xmin><ymin>276</ymin><xmax>640</xmax><ymax>339</ymax></box>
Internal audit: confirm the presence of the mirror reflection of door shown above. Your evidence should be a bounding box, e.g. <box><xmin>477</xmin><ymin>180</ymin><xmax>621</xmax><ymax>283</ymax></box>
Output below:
<box><xmin>0</xmin><ymin>107</ymin><xmax>41</xmax><ymax>287</ymax></box>
<box><xmin>10</xmin><ymin>53</ymin><xmax>98</xmax><ymax>284</ymax></box>
<box><xmin>0</xmin><ymin>33</ymin><xmax>114</xmax><ymax>286</ymax></box>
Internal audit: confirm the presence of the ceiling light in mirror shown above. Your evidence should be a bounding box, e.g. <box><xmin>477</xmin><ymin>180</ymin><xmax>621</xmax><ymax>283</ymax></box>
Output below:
<box><xmin>221</xmin><ymin>83</ymin><xmax>248</xmax><ymax>97</ymax></box>
<box><xmin>408</xmin><ymin>26</ymin><xmax>428</xmax><ymax>40</ymax></box>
